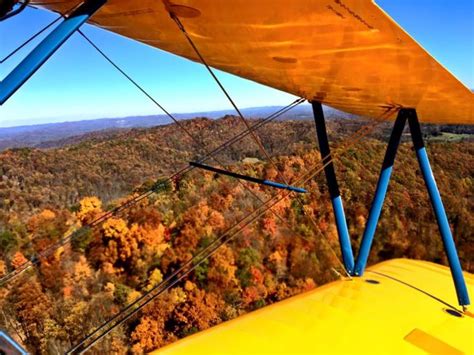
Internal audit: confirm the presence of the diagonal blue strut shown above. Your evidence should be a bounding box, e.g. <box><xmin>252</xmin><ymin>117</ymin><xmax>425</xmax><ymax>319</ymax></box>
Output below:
<box><xmin>0</xmin><ymin>0</ymin><xmax>107</xmax><ymax>105</ymax></box>
<box><xmin>354</xmin><ymin>109</ymin><xmax>407</xmax><ymax>276</ymax></box>
<box><xmin>407</xmin><ymin>110</ymin><xmax>469</xmax><ymax>307</ymax></box>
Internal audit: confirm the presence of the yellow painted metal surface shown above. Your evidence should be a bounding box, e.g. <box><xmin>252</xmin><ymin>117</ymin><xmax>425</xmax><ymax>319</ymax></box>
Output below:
<box><xmin>154</xmin><ymin>259</ymin><xmax>474</xmax><ymax>354</ymax></box>
<box><xmin>34</xmin><ymin>1</ymin><xmax>473</xmax><ymax>124</ymax></box>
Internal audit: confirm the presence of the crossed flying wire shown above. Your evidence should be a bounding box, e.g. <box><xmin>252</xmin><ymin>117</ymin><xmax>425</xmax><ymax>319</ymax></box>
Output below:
<box><xmin>0</xmin><ymin>3</ymin><xmax>81</xmax><ymax>63</ymax></box>
<box><xmin>169</xmin><ymin>13</ymin><xmax>399</xmax><ymax>278</ymax></box>
<box><xmin>0</xmin><ymin>96</ymin><xmax>305</xmax><ymax>286</ymax></box>
<box><xmin>76</xmin><ymin>28</ymin><xmax>352</xmax><ymax>276</ymax></box>
<box><xmin>76</xmin><ymin>28</ymin><xmax>298</xmax><ymax>227</ymax></box>
<box><xmin>68</xmin><ymin>104</ymin><xmax>396</xmax><ymax>354</ymax></box>
<box><xmin>68</xmin><ymin>154</ymin><xmax>344</xmax><ymax>354</ymax></box>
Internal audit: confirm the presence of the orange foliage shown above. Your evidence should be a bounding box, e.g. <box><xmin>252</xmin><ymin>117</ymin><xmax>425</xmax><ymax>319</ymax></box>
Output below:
<box><xmin>130</xmin><ymin>289</ymin><xmax>184</xmax><ymax>353</ymax></box>
<box><xmin>77</xmin><ymin>196</ymin><xmax>103</xmax><ymax>223</ymax></box>
<box><xmin>27</xmin><ymin>209</ymin><xmax>56</xmax><ymax>231</ymax></box>
<box><xmin>171</xmin><ymin>285</ymin><xmax>224</xmax><ymax>334</ymax></box>
<box><xmin>262</xmin><ymin>215</ymin><xmax>277</xmax><ymax>236</ymax></box>
<box><xmin>101</xmin><ymin>218</ymin><xmax>134</xmax><ymax>264</ymax></box>
<box><xmin>11</xmin><ymin>251</ymin><xmax>27</xmax><ymax>269</ymax></box>
<box><xmin>7</xmin><ymin>279</ymin><xmax>52</xmax><ymax>351</ymax></box>
<box><xmin>250</xmin><ymin>266</ymin><xmax>264</xmax><ymax>285</ymax></box>
<box><xmin>0</xmin><ymin>260</ymin><xmax>6</xmax><ymax>277</ymax></box>
<box><xmin>207</xmin><ymin>245</ymin><xmax>239</xmax><ymax>291</ymax></box>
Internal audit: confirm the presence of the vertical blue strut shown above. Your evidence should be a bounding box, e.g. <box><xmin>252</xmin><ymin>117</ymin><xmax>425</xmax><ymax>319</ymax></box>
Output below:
<box><xmin>354</xmin><ymin>109</ymin><xmax>407</xmax><ymax>276</ymax></box>
<box><xmin>408</xmin><ymin>110</ymin><xmax>470</xmax><ymax>306</ymax></box>
<box><xmin>0</xmin><ymin>0</ymin><xmax>107</xmax><ymax>105</ymax></box>
<box><xmin>311</xmin><ymin>101</ymin><xmax>354</xmax><ymax>273</ymax></box>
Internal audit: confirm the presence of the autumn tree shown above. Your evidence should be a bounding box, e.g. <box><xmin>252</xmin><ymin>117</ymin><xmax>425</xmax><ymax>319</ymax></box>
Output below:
<box><xmin>130</xmin><ymin>288</ymin><xmax>186</xmax><ymax>353</ymax></box>
<box><xmin>77</xmin><ymin>196</ymin><xmax>103</xmax><ymax>224</ymax></box>
<box><xmin>7</xmin><ymin>279</ymin><xmax>53</xmax><ymax>352</ymax></box>
<box><xmin>10</xmin><ymin>251</ymin><xmax>27</xmax><ymax>270</ymax></box>
<box><xmin>206</xmin><ymin>245</ymin><xmax>239</xmax><ymax>293</ymax></box>
<box><xmin>170</xmin><ymin>282</ymin><xmax>224</xmax><ymax>337</ymax></box>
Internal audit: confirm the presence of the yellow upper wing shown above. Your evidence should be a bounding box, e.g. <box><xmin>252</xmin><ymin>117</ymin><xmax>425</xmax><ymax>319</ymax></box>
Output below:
<box><xmin>34</xmin><ymin>0</ymin><xmax>474</xmax><ymax>124</ymax></box>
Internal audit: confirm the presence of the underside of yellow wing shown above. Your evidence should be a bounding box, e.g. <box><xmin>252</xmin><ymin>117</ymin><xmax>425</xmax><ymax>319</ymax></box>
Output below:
<box><xmin>32</xmin><ymin>0</ymin><xmax>473</xmax><ymax>124</ymax></box>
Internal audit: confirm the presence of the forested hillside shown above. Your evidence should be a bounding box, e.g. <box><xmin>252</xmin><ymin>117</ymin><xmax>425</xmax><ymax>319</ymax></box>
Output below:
<box><xmin>0</xmin><ymin>117</ymin><xmax>472</xmax><ymax>353</ymax></box>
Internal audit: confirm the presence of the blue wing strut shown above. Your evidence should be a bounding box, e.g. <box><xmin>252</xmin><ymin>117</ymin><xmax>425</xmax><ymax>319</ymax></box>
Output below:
<box><xmin>312</xmin><ymin>103</ymin><xmax>469</xmax><ymax>307</ymax></box>
<box><xmin>0</xmin><ymin>0</ymin><xmax>106</xmax><ymax>105</ymax></box>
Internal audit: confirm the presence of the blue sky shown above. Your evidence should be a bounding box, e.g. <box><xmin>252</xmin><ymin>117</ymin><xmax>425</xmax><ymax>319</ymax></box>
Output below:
<box><xmin>0</xmin><ymin>0</ymin><xmax>472</xmax><ymax>127</ymax></box>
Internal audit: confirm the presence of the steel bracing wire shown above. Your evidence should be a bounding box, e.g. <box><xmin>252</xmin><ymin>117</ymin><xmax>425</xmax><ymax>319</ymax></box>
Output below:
<box><xmin>0</xmin><ymin>16</ymin><xmax>61</xmax><ymax>63</ymax></box>
<box><xmin>1</xmin><ymin>2</ymin><xmax>83</xmax><ymax>63</ymax></box>
<box><xmin>0</xmin><ymin>93</ymin><xmax>305</xmax><ymax>286</ymax></box>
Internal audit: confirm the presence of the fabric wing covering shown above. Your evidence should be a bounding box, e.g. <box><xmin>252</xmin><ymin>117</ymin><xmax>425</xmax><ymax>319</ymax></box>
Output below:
<box><xmin>34</xmin><ymin>0</ymin><xmax>473</xmax><ymax>124</ymax></box>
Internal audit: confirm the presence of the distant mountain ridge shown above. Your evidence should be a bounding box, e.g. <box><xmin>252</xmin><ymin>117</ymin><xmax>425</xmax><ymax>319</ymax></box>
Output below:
<box><xmin>1</xmin><ymin>104</ymin><xmax>471</xmax><ymax>151</ymax></box>
<box><xmin>0</xmin><ymin>104</ymin><xmax>356</xmax><ymax>150</ymax></box>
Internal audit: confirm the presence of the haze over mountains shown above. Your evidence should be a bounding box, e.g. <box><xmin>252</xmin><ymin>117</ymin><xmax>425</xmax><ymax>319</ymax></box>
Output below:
<box><xmin>0</xmin><ymin>105</ymin><xmax>357</xmax><ymax>150</ymax></box>
<box><xmin>1</xmin><ymin>104</ymin><xmax>472</xmax><ymax>151</ymax></box>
